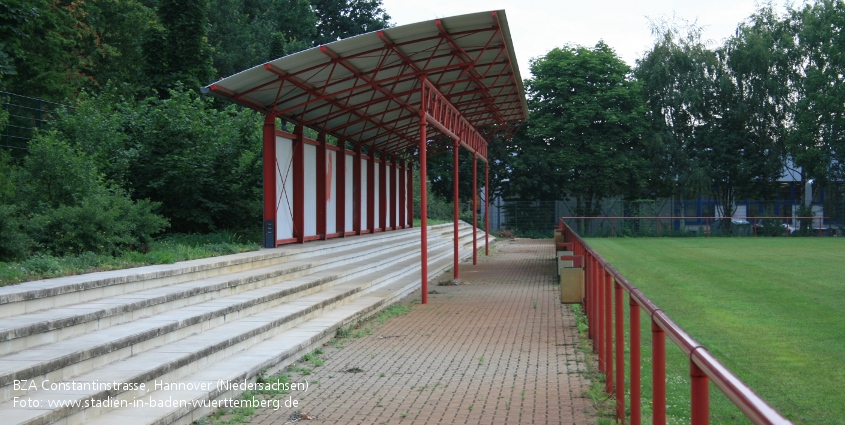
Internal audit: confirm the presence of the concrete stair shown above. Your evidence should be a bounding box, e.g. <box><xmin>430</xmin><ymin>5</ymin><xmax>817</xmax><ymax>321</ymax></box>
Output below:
<box><xmin>0</xmin><ymin>223</ymin><xmax>489</xmax><ymax>425</ymax></box>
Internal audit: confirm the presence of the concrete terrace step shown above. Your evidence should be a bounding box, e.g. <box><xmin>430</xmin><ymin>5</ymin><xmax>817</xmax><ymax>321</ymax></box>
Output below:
<box><xmin>0</xmin><ymin>224</ymin><xmax>489</xmax><ymax>425</ymax></box>
<box><xmin>0</xmin><ymin>225</ymin><xmax>453</xmax><ymax>319</ymax></box>
<box><xmin>86</xmin><ymin>242</ymin><xmax>480</xmax><ymax>425</ymax></box>
<box><xmin>0</xmin><ymin>228</ymin><xmax>475</xmax><ymax>402</ymax></box>
<box><xmin>0</xmin><ymin>226</ymin><xmax>470</xmax><ymax>356</ymax></box>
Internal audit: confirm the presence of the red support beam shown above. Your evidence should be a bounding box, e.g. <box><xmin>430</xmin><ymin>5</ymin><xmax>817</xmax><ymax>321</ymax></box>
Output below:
<box><xmin>337</xmin><ymin>142</ymin><xmax>347</xmax><ymax>237</ymax></box>
<box><xmin>407</xmin><ymin>159</ymin><xmax>413</xmax><ymax>228</ymax></box>
<box><xmin>316</xmin><ymin>133</ymin><xmax>327</xmax><ymax>239</ymax></box>
<box><xmin>419</xmin><ymin>87</ymin><xmax>429</xmax><ymax>304</ymax></box>
<box><xmin>453</xmin><ymin>144</ymin><xmax>460</xmax><ymax>280</ymax></box>
<box><xmin>353</xmin><ymin>146</ymin><xmax>363</xmax><ymax>235</ymax></box>
<box><xmin>293</xmin><ymin>125</ymin><xmax>305</xmax><ymax>243</ymax></box>
<box><xmin>472</xmin><ymin>153</ymin><xmax>478</xmax><ymax>265</ymax></box>
<box><xmin>263</xmin><ymin>116</ymin><xmax>277</xmax><ymax>248</ymax></box>
<box><xmin>485</xmin><ymin>160</ymin><xmax>489</xmax><ymax>255</ymax></box>
<box><xmin>399</xmin><ymin>159</ymin><xmax>406</xmax><ymax>228</ymax></box>
<box><xmin>389</xmin><ymin>156</ymin><xmax>397</xmax><ymax>229</ymax></box>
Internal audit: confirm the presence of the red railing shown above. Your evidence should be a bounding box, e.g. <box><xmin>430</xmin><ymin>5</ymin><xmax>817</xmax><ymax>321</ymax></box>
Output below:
<box><xmin>561</xmin><ymin>216</ymin><xmax>833</xmax><ymax>238</ymax></box>
<box><xmin>559</xmin><ymin>219</ymin><xmax>793</xmax><ymax>425</ymax></box>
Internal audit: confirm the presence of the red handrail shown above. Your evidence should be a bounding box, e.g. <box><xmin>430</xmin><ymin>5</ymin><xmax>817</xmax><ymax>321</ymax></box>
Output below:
<box><xmin>559</xmin><ymin>219</ymin><xmax>793</xmax><ymax>425</ymax></box>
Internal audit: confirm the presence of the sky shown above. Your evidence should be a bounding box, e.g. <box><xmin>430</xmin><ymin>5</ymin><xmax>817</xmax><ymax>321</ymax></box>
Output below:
<box><xmin>380</xmin><ymin>0</ymin><xmax>791</xmax><ymax>78</ymax></box>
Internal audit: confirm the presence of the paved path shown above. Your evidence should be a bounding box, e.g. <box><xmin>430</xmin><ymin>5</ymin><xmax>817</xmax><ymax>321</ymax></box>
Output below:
<box><xmin>252</xmin><ymin>238</ymin><xmax>596</xmax><ymax>425</ymax></box>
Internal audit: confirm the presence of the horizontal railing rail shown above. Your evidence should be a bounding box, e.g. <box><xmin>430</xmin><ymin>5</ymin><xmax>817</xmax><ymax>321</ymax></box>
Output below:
<box><xmin>559</xmin><ymin>219</ymin><xmax>792</xmax><ymax>425</ymax></box>
<box><xmin>560</xmin><ymin>215</ymin><xmax>834</xmax><ymax>237</ymax></box>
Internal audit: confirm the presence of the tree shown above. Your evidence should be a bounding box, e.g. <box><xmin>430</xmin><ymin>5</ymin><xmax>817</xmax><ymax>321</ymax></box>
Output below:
<box><xmin>208</xmin><ymin>0</ymin><xmax>316</xmax><ymax>79</ymax></box>
<box><xmin>311</xmin><ymin>0</ymin><xmax>391</xmax><ymax>44</ymax></box>
<box><xmin>635</xmin><ymin>19</ymin><xmax>716</xmax><ymax>215</ymax></box>
<box><xmin>790</xmin><ymin>0</ymin><xmax>845</xmax><ymax>190</ymax></box>
<box><xmin>143</xmin><ymin>0</ymin><xmax>215</xmax><ymax>94</ymax></box>
<box><xmin>507</xmin><ymin>42</ymin><xmax>647</xmax><ymax>217</ymax></box>
<box><xmin>0</xmin><ymin>0</ymin><xmax>106</xmax><ymax>100</ymax></box>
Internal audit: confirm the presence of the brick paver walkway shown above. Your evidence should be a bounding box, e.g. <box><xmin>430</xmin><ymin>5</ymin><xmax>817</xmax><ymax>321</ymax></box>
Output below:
<box><xmin>252</xmin><ymin>238</ymin><xmax>596</xmax><ymax>424</ymax></box>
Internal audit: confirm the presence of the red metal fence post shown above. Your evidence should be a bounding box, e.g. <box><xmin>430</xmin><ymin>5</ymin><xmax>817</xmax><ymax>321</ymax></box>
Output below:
<box><xmin>630</xmin><ymin>296</ymin><xmax>641</xmax><ymax>425</ymax></box>
<box><xmin>615</xmin><ymin>280</ymin><xmax>625</xmax><ymax>422</ymax></box>
<box><xmin>690</xmin><ymin>358</ymin><xmax>710</xmax><ymax>425</ymax></box>
<box><xmin>605</xmin><ymin>270</ymin><xmax>614</xmax><ymax>394</ymax></box>
<box><xmin>652</xmin><ymin>318</ymin><xmax>667</xmax><ymax>425</ymax></box>
<box><xmin>398</xmin><ymin>159</ymin><xmax>405</xmax><ymax>229</ymax></box>
<box><xmin>590</xmin><ymin>255</ymin><xmax>607</xmax><ymax>364</ymax></box>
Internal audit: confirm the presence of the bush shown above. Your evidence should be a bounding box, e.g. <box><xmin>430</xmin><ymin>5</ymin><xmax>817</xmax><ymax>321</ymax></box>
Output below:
<box><xmin>2</xmin><ymin>133</ymin><xmax>169</xmax><ymax>259</ymax></box>
<box><xmin>0</xmin><ymin>205</ymin><xmax>32</xmax><ymax>261</ymax></box>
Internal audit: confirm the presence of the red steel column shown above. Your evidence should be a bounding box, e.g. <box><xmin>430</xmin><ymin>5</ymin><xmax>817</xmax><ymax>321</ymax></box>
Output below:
<box><xmin>262</xmin><ymin>115</ymin><xmax>276</xmax><ymax>248</ymax></box>
<box><xmin>367</xmin><ymin>152</ymin><xmax>375</xmax><ymax>232</ymax></box>
<box><xmin>390</xmin><ymin>156</ymin><xmax>399</xmax><ymax>229</ymax></box>
<box><xmin>399</xmin><ymin>160</ymin><xmax>406</xmax><ymax>229</ymax></box>
<box><xmin>630</xmin><ymin>297</ymin><xmax>642</xmax><ymax>425</ymax></box>
<box><xmin>615</xmin><ymin>280</ymin><xmax>625</xmax><ymax>421</ymax></box>
<box><xmin>407</xmin><ymin>160</ymin><xmax>413</xmax><ymax>228</ymax></box>
<box><xmin>380</xmin><ymin>154</ymin><xmax>387</xmax><ymax>231</ymax></box>
<box><xmin>652</xmin><ymin>318</ymin><xmax>667</xmax><ymax>425</ymax></box>
<box><xmin>316</xmin><ymin>133</ymin><xmax>327</xmax><ymax>239</ymax></box>
<box><xmin>453</xmin><ymin>144</ymin><xmax>460</xmax><ymax>280</ymax></box>
<box><xmin>691</xmin><ymin>358</ymin><xmax>710</xmax><ymax>425</ymax></box>
<box><xmin>337</xmin><ymin>142</ymin><xmax>347</xmax><ymax>237</ymax></box>
<box><xmin>293</xmin><ymin>125</ymin><xmax>305</xmax><ymax>243</ymax></box>
<box><xmin>605</xmin><ymin>270</ymin><xmax>614</xmax><ymax>393</ymax></box>
<box><xmin>353</xmin><ymin>146</ymin><xmax>362</xmax><ymax>235</ymax></box>
<box><xmin>419</xmin><ymin>117</ymin><xmax>428</xmax><ymax>304</ymax></box>
<box><xmin>472</xmin><ymin>153</ymin><xmax>478</xmax><ymax>265</ymax></box>
<box><xmin>485</xmin><ymin>160</ymin><xmax>489</xmax><ymax>255</ymax></box>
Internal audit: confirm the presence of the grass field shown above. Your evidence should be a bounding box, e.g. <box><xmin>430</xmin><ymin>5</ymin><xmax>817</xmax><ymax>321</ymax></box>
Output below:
<box><xmin>585</xmin><ymin>238</ymin><xmax>845</xmax><ymax>425</ymax></box>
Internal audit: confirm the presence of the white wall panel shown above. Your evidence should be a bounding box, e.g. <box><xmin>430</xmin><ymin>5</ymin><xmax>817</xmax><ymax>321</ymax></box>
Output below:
<box><xmin>326</xmin><ymin>150</ymin><xmax>337</xmax><ymax>234</ymax></box>
<box><xmin>395</xmin><ymin>166</ymin><xmax>400</xmax><ymax>225</ymax></box>
<box><xmin>304</xmin><ymin>144</ymin><xmax>317</xmax><ymax>236</ymax></box>
<box><xmin>275</xmin><ymin>136</ymin><xmax>294</xmax><ymax>240</ymax></box>
<box><xmin>345</xmin><ymin>154</ymin><xmax>354</xmax><ymax>232</ymax></box>
<box><xmin>374</xmin><ymin>163</ymin><xmax>380</xmax><ymax>228</ymax></box>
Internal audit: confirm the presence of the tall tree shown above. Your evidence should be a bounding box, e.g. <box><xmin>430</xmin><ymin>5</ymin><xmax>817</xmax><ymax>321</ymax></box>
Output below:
<box><xmin>0</xmin><ymin>0</ymin><xmax>105</xmax><ymax>100</ymax></box>
<box><xmin>507</xmin><ymin>42</ymin><xmax>647</xmax><ymax>216</ymax></box>
<box><xmin>790</xmin><ymin>0</ymin><xmax>845</xmax><ymax>190</ymax></box>
<box><xmin>143</xmin><ymin>0</ymin><xmax>215</xmax><ymax>94</ymax></box>
<box><xmin>636</xmin><ymin>19</ymin><xmax>715</xmax><ymax>215</ymax></box>
<box><xmin>311</xmin><ymin>0</ymin><xmax>391</xmax><ymax>44</ymax></box>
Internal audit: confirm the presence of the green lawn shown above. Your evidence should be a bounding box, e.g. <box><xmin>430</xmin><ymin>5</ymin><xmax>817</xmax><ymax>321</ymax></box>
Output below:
<box><xmin>585</xmin><ymin>238</ymin><xmax>845</xmax><ymax>425</ymax></box>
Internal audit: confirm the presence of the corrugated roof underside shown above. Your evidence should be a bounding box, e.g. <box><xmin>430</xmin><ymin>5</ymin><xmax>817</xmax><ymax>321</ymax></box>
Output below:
<box><xmin>205</xmin><ymin>10</ymin><xmax>527</xmax><ymax>157</ymax></box>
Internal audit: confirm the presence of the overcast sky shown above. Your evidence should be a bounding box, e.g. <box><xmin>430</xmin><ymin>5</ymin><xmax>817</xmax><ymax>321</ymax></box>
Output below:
<box><xmin>380</xmin><ymin>0</ymin><xmax>792</xmax><ymax>78</ymax></box>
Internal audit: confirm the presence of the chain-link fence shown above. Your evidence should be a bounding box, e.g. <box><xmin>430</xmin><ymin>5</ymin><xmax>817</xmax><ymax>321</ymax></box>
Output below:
<box><xmin>489</xmin><ymin>197</ymin><xmax>844</xmax><ymax>237</ymax></box>
<box><xmin>1</xmin><ymin>91</ymin><xmax>70</xmax><ymax>154</ymax></box>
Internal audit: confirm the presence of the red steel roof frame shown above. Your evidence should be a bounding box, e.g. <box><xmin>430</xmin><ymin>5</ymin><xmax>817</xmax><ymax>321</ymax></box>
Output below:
<box><xmin>203</xmin><ymin>10</ymin><xmax>528</xmax><ymax>161</ymax></box>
